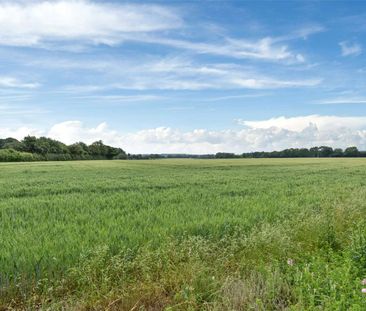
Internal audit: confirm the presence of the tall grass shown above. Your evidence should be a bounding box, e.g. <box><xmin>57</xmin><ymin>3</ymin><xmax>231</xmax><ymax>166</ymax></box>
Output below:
<box><xmin>1</xmin><ymin>159</ymin><xmax>366</xmax><ymax>309</ymax></box>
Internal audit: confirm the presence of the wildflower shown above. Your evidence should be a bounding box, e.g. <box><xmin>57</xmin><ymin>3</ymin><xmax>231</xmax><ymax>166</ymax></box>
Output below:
<box><xmin>362</xmin><ymin>288</ymin><xmax>366</xmax><ymax>294</ymax></box>
<box><xmin>362</xmin><ymin>279</ymin><xmax>366</xmax><ymax>285</ymax></box>
<box><xmin>287</xmin><ymin>258</ymin><xmax>294</xmax><ymax>266</ymax></box>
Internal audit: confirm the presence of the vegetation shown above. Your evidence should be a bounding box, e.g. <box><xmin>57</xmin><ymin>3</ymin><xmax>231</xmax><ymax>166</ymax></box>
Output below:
<box><xmin>130</xmin><ymin>147</ymin><xmax>366</xmax><ymax>159</ymax></box>
<box><xmin>1</xmin><ymin>159</ymin><xmax>366</xmax><ymax>310</ymax></box>
<box><xmin>0</xmin><ymin>136</ymin><xmax>127</xmax><ymax>162</ymax></box>
<box><xmin>1</xmin><ymin>136</ymin><xmax>366</xmax><ymax>163</ymax></box>
<box><xmin>0</xmin><ymin>149</ymin><xmax>42</xmax><ymax>162</ymax></box>
<box><xmin>241</xmin><ymin>146</ymin><xmax>364</xmax><ymax>158</ymax></box>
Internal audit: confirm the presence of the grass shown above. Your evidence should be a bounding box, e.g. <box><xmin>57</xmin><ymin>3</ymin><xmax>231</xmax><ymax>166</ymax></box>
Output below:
<box><xmin>0</xmin><ymin>158</ymin><xmax>366</xmax><ymax>310</ymax></box>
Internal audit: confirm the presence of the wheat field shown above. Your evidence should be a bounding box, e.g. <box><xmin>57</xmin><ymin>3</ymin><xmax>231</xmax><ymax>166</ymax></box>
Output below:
<box><xmin>1</xmin><ymin>159</ymin><xmax>366</xmax><ymax>310</ymax></box>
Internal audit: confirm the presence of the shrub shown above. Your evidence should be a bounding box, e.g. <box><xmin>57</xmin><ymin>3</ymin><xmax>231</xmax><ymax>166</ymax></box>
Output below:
<box><xmin>0</xmin><ymin>149</ymin><xmax>41</xmax><ymax>162</ymax></box>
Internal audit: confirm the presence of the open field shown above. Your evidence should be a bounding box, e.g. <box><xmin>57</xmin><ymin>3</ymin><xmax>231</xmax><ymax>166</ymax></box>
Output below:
<box><xmin>1</xmin><ymin>159</ymin><xmax>366</xmax><ymax>310</ymax></box>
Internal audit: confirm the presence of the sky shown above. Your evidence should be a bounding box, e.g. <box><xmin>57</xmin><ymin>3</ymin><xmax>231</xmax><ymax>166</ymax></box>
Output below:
<box><xmin>1</xmin><ymin>0</ymin><xmax>366</xmax><ymax>154</ymax></box>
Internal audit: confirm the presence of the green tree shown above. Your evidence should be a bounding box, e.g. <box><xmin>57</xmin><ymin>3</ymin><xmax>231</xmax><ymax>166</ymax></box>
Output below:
<box><xmin>332</xmin><ymin>148</ymin><xmax>343</xmax><ymax>157</ymax></box>
<box><xmin>344</xmin><ymin>146</ymin><xmax>359</xmax><ymax>157</ymax></box>
<box><xmin>309</xmin><ymin>147</ymin><xmax>319</xmax><ymax>157</ymax></box>
<box><xmin>215</xmin><ymin>152</ymin><xmax>237</xmax><ymax>159</ymax></box>
<box><xmin>318</xmin><ymin>146</ymin><xmax>333</xmax><ymax>157</ymax></box>
<box><xmin>69</xmin><ymin>142</ymin><xmax>89</xmax><ymax>156</ymax></box>
<box><xmin>89</xmin><ymin>140</ymin><xmax>107</xmax><ymax>156</ymax></box>
<box><xmin>0</xmin><ymin>138</ymin><xmax>23</xmax><ymax>150</ymax></box>
<box><xmin>21</xmin><ymin>136</ymin><xmax>37</xmax><ymax>153</ymax></box>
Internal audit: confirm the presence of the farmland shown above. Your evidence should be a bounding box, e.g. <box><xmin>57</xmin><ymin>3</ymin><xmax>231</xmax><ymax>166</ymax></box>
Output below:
<box><xmin>1</xmin><ymin>159</ymin><xmax>366</xmax><ymax>310</ymax></box>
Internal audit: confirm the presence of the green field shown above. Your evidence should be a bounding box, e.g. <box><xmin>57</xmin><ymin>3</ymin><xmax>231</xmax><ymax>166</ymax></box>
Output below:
<box><xmin>1</xmin><ymin>159</ymin><xmax>366</xmax><ymax>310</ymax></box>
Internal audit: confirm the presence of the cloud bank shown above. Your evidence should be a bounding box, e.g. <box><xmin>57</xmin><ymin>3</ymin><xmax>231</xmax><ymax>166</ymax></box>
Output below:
<box><xmin>2</xmin><ymin>115</ymin><xmax>366</xmax><ymax>154</ymax></box>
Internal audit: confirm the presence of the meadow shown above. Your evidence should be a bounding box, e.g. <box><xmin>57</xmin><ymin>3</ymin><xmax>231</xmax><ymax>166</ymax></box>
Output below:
<box><xmin>0</xmin><ymin>159</ymin><xmax>366</xmax><ymax>310</ymax></box>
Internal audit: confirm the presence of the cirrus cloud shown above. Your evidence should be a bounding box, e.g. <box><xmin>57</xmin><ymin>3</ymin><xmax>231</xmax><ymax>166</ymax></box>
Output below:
<box><xmin>339</xmin><ymin>41</ymin><xmax>362</xmax><ymax>56</ymax></box>
<box><xmin>0</xmin><ymin>0</ymin><xmax>182</xmax><ymax>47</ymax></box>
<box><xmin>0</xmin><ymin>1</ymin><xmax>313</xmax><ymax>64</ymax></box>
<box><xmin>0</xmin><ymin>76</ymin><xmax>40</xmax><ymax>89</ymax></box>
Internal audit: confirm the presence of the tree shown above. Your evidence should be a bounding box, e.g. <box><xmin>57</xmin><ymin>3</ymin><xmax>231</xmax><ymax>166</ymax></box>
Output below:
<box><xmin>215</xmin><ymin>152</ymin><xmax>237</xmax><ymax>158</ymax></box>
<box><xmin>21</xmin><ymin>136</ymin><xmax>69</xmax><ymax>155</ymax></box>
<box><xmin>89</xmin><ymin>140</ymin><xmax>107</xmax><ymax>156</ymax></box>
<box><xmin>69</xmin><ymin>142</ymin><xmax>89</xmax><ymax>156</ymax></box>
<box><xmin>318</xmin><ymin>146</ymin><xmax>333</xmax><ymax>157</ymax></box>
<box><xmin>344</xmin><ymin>146</ymin><xmax>359</xmax><ymax>157</ymax></box>
<box><xmin>332</xmin><ymin>148</ymin><xmax>343</xmax><ymax>157</ymax></box>
<box><xmin>0</xmin><ymin>138</ymin><xmax>23</xmax><ymax>150</ymax></box>
<box><xmin>105</xmin><ymin>146</ymin><xmax>123</xmax><ymax>159</ymax></box>
<box><xmin>309</xmin><ymin>147</ymin><xmax>319</xmax><ymax>157</ymax></box>
<box><xmin>88</xmin><ymin>141</ymin><xmax>127</xmax><ymax>159</ymax></box>
<box><xmin>21</xmin><ymin>136</ymin><xmax>38</xmax><ymax>153</ymax></box>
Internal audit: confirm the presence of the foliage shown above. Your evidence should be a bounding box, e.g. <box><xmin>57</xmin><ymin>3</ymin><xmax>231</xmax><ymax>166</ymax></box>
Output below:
<box><xmin>344</xmin><ymin>146</ymin><xmax>360</xmax><ymax>157</ymax></box>
<box><xmin>242</xmin><ymin>146</ymin><xmax>365</xmax><ymax>158</ymax></box>
<box><xmin>0</xmin><ymin>137</ymin><xmax>23</xmax><ymax>150</ymax></box>
<box><xmin>0</xmin><ymin>136</ymin><xmax>127</xmax><ymax>162</ymax></box>
<box><xmin>2</xmin><ymin>135</ymin><xmax>366</xmax><ymax>163</ymax></box>
<box><xmin>215</xmin><ymin>152</ymin><xmax>239</xmax><ymax>158</ymax></box>
<box><xmin>1</xmin><ymin>159</ymin><xmax>366</xmax><ymax>309</ymax></box>
<box><xmin>0</xmin><ymin>149</ymin><xmax>42</xmax><ymax>162</ymax></box>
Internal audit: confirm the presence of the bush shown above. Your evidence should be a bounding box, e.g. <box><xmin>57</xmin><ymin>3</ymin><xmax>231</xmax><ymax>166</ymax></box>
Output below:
<box><xmin>0</xmin><ymin>149</ymin><xmax>42</xmax><ymax>162</ymax></box>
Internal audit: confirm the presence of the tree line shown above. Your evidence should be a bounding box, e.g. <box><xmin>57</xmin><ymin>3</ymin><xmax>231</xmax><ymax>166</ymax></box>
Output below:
<box><xmin>133</xmin><ymin>146</ymin><xmax>365</xmax><ymax>159</ymax></box>
<box><xmin>214</xmin><ymin>146</ymin><xmax>362</xmax><ymax>158</ymax></box>
<box><xmin>0</xmin><ymin>136</ymin><xmax>365</xmax><ymax>162</ymax></box>
<box><xmin>0</xmin><ymin>136</ymin><xmax>127</xmax><ymax>162</ymax></box>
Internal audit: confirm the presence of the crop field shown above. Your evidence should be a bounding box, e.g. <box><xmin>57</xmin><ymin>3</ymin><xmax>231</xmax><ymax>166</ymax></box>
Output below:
<box><xmin>1</xmin><ymin>159</ymin><xmax>366</xmax><ymax>310</ymax></box>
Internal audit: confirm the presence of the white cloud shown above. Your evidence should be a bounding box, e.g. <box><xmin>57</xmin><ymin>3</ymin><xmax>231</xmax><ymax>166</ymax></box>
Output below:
<box><xmin>231</xmin><ymin>77</ymin><xmax>321</xmax><ymax>89</ymax></box>
<box><xmin>0</xmin><ymin>1</ymin><xmax>310</xmax><ymax>64</ymax></box>
<box><xmin>4</xmin><ymin>115</ymin><xmax>366</xmax><ymax>154</ymax></box>
<box><xmin>290</xmin><ymin>25</ymin><xmax>325</xmax><ymax>40</ymax></box>
<box><xmin>0</xmin><ymin>76</ymin><xmax>40</xmax><ymax>89</ymax></box>
<box><xmin>0</xmin><ymin>126</ymin><xmax>41</xmax><ymax>140</ymax></box>
<box><xmin>238</xmin><ymin>115</ymin><xmax>366</xmax><ymax>132</ymax></box>
<box><xmin>56</xmin><ymin>58</ymin><xmax>321</xmax><ymax>91</ymax></box>
<box><xmin>142</xmin><ymin>36</ymin><xmax>305</xmax><ymax>63</ymax></box>
<box><xmin>47</xmin><ymin>121</ymin><xmax>121</xmax><ymax>145</ymax></box>
<box><xmin>339</xmin><ymin>41</ymin><xmax>362</xmax><ymax>56</ymax></box>
<box><xmin>316</xmin><ymin>97</ymin><xmax>366</xmax><ymax>104</ymax></box>
<box><xmin>0</xmin><ymin>1</ymin><xmax>181</xmax><ymax>47</ymax></box>
<box><xmin>147</xmin><ymin>25</ymin><xmax>323</xmax><ymax>63</ymax></box>
<box><xmin>203</xmin><ymin>93</ymin><xmax>271</xmax><ymax>102</ymax></box>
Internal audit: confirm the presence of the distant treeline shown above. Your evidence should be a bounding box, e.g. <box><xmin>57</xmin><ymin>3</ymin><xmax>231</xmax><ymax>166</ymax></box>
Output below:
<box><xmin>242</xmin><ymin>146</ymin><xmax>362</xmax><ymax>158</ymax></box>
<box><xmin>1</xmin><ymin>136</ymin><xmax>365</xmax><ymax>162</ymax></box>
<box><xmin>132</xmin><ymin>146</ymin><xmax>365</xmax><ymax>159</ymax></box>
<box><xmin>215</xmin><ymin>146</ymin><xmax>363</xmax><ymax>158</ymax></box>
<box><xmin>127</xmin><ymin>153</ymin><xmax>215</xmax><ymax>160</ymax></box>
<box><xmin>0</xmin><ymin>136</ymin><xmax>127</xmax><ymax>162</ymax></box>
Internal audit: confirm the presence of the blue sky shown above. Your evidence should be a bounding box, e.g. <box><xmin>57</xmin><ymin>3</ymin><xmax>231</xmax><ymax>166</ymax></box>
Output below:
<box><xmin>1</xmin><ymin>0</ymin><xmax>366</xmax><ymax>153</ymax></box>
